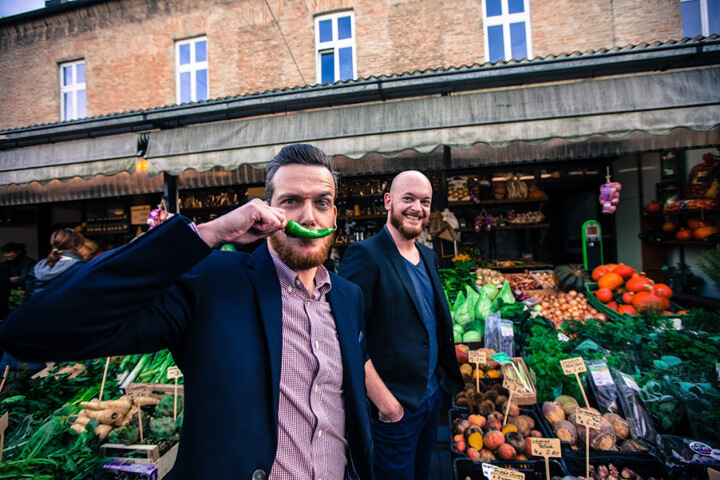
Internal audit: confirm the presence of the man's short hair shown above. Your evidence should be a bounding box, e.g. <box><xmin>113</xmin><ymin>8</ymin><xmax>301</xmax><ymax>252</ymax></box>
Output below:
<box><xmin>265</xmin><ymin>144</ymin><xmax>339</xmax><ymax>202</ymax></box>
<box><xmin>2</xmin><ymin>242</ymin><xmax>26</xmax><ymax>255</ymax></box>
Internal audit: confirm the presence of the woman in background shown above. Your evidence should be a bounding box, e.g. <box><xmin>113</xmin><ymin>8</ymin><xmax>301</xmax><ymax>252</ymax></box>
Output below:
<box><xmin>26</xmin><ymin>229</ymin><xmax>86</xmax><ymax>297</ymax></box>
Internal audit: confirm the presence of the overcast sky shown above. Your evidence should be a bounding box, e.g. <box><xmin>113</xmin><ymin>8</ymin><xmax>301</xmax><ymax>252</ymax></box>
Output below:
<box><xmin>0</xmin><ymin>0</ymin><xmax>45</xmax><ymax>18</ymax></box>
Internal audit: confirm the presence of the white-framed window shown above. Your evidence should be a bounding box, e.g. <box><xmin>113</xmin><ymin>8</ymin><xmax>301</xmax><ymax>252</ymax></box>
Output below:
<box><xmin>315</xmin><ymin>11</ymin><xmax>356</xmax><ymax>84</ymax></box>
<box><xmin>60</xmin><ymin>60</ymin><xmax>86</xmax><ymax>121</ymax></box>
<box><xmin>681</xmin><ymin>0</ymin><xmax>720</xmax><ymax>37</ymax></box>
<box><xmin>482</xmin><ymin>0</ymin><xmax>532</xmax><ymax>63</ymax></box>
<box><xmin>175</xmin><ymin>36</ymin><xmax>209</xmax><ymax>104</ymax></box>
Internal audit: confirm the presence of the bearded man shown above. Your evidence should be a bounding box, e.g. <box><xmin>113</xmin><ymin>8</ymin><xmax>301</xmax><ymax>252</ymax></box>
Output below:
<box><xmin>340</xmin><ymin>171</ymin><xmax>463</xmax><ymax>480</ymax></box>
<box><xmin>0</xmin><ymin>144</ymin><xmax>373</xmax><ymax>480</ymax></box>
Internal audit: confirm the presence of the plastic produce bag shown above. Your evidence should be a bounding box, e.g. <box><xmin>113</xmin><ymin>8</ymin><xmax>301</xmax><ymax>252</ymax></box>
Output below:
<box><xmin>585</xmin><ymin>359</ymin><xmax>620</xmax><ymax>414</ymax></box>
<box><xmin>657</xmin><ymin>435</ymin><xmax>720</xmax><ymax>479</ymax></box>
<box><xmin>612</xmin><ymin>369</ymin><xmax>658</xmax><ymax>448</ymax></box>
<box><xmin>484</xmin><ymin>312</ymin><xmax>501</xmax><ymax>352</ymax></box>
<box><xmin>498</xmin><ymin>319</ymin><xmax>515</xmax><ymax>357</ymax></box>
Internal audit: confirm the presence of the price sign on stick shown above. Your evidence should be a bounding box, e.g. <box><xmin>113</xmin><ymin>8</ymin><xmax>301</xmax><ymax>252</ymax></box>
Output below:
<box><xmin>492</xmin><ymin>466</ymin><xmax>525</xmax><ymax>480</ymax></box>
<box><xmin>125</xmin><ymin>385</ymin><xmax>149</xmax><ymax>442</ymax></box>
<box><xmin>482</xmin><ymin>463</ymin><xmax>495</xmax><ymax>480</ymax></box>
<box><xmin>501</xmin><ymin>377</ymin><xmax>524</xmax><ymax>426</ymax></box>
<box><xmin>0</xmin><ymin>412</ymin><xmax>8</xmax><ymax>462</ymax></box>
<box><xmin>0</xmin><ymin>365</ymin><xmax>9</xmax><ymax>393</ymax></box>
<box><xmin>167</xmin><ymin>366</ymin><xmax>184</xmax><ymax>421</ymax></box>
<box><xmin>560</xmin><ymin>357</ymin><xmax>589</xmax><ymax>407</ymax></box>
<box><xmin>530</xmin><ymin>438</ymin><xmax>561</xmax><ymax>480</ymax></box>
<box><xmin>98</xmin><ymin>357</ymin><xmax>111</xmax><ymax>401</ymax></box>
<box><xmin>576</xmin><ymin>408</ymin><xmax>602</xmax><ymax>480</ymax></box>
<box><xmin>469</xmin><ymin>351</ymin><xmax>487</xmax><ymax>392</ymax></box>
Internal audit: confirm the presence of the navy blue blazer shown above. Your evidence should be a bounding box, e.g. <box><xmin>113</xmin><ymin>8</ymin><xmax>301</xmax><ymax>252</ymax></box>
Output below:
<box><xmin>0</xmin><ymin>216</ymin><xmax>373</xmax><ymax>480</ymax></box>
<box><xmin>339</xmin><ymin>226</ymin><xmax>463</xmax><ymax>412</ymax></box>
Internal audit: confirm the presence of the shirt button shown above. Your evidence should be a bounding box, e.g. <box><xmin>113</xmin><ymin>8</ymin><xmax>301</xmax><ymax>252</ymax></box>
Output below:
<box><xmin>318</xmin><ymin>429</ymin><xmax>323</xmax><ymax>437</ymax></box>
<box><xmin>296</xmin><ymin>279</ymin><xmax>301</xmax><ymax>287</ymax></box>
<box><xmin>287</xmin><ymin>287</ymin><xmax>293</xmax><ymax>293</ymax></box>
<box><xmin>315</xmin><ymin>384</ymin><xmax>319</xmax><ymax>393</ymax></box>
<box><xmin>306</xmin><ymin>300</ymin><xmax>311</xmax><ymax>306</ymax></box>
<box><xmin>422</xmin><ymin>341</ymin><xmax>429</xmax><ymax>347</ymax></box>
<box><xmin>314</xmin><ymin>340</ymin><xmax>320</xmax><ymax>349</ymax></box>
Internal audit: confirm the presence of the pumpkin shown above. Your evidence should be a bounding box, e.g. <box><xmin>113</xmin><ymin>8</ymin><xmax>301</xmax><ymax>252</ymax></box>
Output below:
<box><xmin>632</xmin><ymin>291</ymin><xmax>669</xmax><ymax>314</ymax></box>
<box><xmin>594</xmin><ymin>288</ymin><xmax>613</xmax><ymax>303</ymax></box>
<box><xmin>592</xmin><ymin>265</ymin><xmax>612</xmax><ymax>282</ymax></box>
<box><xmin>618</xmin><ymin>304</ymin><xmax>637</xmax><ymax>316</ymax></box>
<box><xmin>613</xmin><ymin>264</ymin><xmax>634</xmax><ymax>280</ymax></box>
<box><xmin>625</xmin><ymin>273</ymin><xmax>654</xmax><ymax>293</ymax></box>
<box><xmin>644</xmin><ymin>202</ymin><xmax>662</xmax><ymax>214</ymax></box>
<box><xmin>692</xmin><ymin>225</ymin><xmax>719</xmax><ymax>240</ymax></box>
<box><xmin>662</xmin><ymin>221</ymin><xmax>678</xmax><ymax>233</ymax></box>
<box><xmin>675</xmin><ymin>228</ymin><xmax>693</xmax><ymax>241</ymax></box>
<box><xmin>606</xmin><ymin>301</ymin><xmax>619</xmax><ymax>311</ymax></box>
<box><xmin>621</xmin><ymin>292</ymin><xmax>635</xmax><ymax>304</ymax></box>
<box><xmin>653</xmin><ymin>283</ymin><xmax>673</xmax><ymax>299</ymax></box>
<box><xmin>553</xmin><ymin>265</ymin><xmax>588</xmax><ymax>292</ymax></box>
<box><xmin>686</xmin><ymin>218</ymin><xmax>707</xmax><ymax>230</ymax></box>
<box><xmin>597</xmin><ymin>272</ymin><xmax>624</xmax><ymax>291</ymax></box>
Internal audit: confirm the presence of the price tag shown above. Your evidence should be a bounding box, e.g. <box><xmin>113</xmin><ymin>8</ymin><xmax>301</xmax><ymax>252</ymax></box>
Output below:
<box><xmin>491</xmin><ymin>353</ymin><xmax>513</xmax><ymax>365</ymax></box>
<box><xmin>469</xmin><ymin>350</ymin><xmax>487</xmax><ymax>364</ymax></box>
<box><xmin>500</xmin><ymin>321</ymin><xmax>514</xmax><ymax>337</ymax></box>
<box><xmin>557</xmin><ymin>332</ymin><xmax>570</xmax><ymax>342</ymax></box>
<box><xmin>620</xmin><ymin>373</ymin><xmax>640</xmax><ymax>393</ymax></box>
<box><xmin>492</xmin><ymin>466</ymin><xmax>525</xmax><ymax>480</ymax></box>
<box><xmin>575</xmin><ymin>408</ymin><xmax>602</xmax><ymax>430</ymax></box>
<box><xmin>530</xmin><ymin>438</ymin><xmax>561</xmax><ymax>458</ymax></box>
<box><xmin>561</xmin><ymin>357</ymin><xmax>587</xmax><ymax>375</ymax></box>
<box><xmin>588</xmin><ymin>362</ymin><xmax>614</xmax><ymax>387</ymax></box>
<box><xmin>167</xmin><ymin>366</ymin><xmax>183</xmax><ymax>380</ymax></box>
<box><xmin>503</xmin><ymin>376</ymin><xmax>525</xmax><ymax>395</ymax></box>
<box><xmin>125</xmin><ymin>384</ymin><xmax>149</xmax><ymax>399</ymax></box>
<box><xmin>482</xmin><ymin>462</ymin><xmax>495</xmax><ymax>479</ymax></box>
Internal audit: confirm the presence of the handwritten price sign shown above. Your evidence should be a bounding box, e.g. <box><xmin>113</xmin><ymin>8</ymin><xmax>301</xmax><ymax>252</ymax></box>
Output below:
<box><xmin>530</xmin><ymin>438</ymin><xmax>561</xmax><ymax>458</ymax></box>
<box><xmin>503</xmin><ymin>376</ymin><xmax>525</xmax><ymax>395</ymax></box>
<box><xmin>492</xmin><ymin>466</ymin><xmax>525</xmax><ymax>480</ymax></box>
<box><xmin>125</xmin><ymin>384</ymin><xmax>149</xmax><ymax>399</ymax></box>
<box><xmin>166</xmin><ymin>366</ymin><xmax>183</xmax><ymax>380</ymax></box>
<box><xmin>469</xmin><ymin>350</ymin><xmax>487</xmax><ymax>364</ymax></box>
<box><xmin>575</xmin><ymin>408</ymin><xmax>602</xmax><ymax>430</ymax></box>
<box><xmin>560</xmin><ymin>357</ymin><xmax>587</xmax><ymax>375</ymax></box>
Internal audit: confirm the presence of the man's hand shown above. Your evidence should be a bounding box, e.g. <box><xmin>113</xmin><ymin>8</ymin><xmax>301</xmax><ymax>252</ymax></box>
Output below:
<box><xmin>195</xmin><ymin>199</ymin><xmax>287</xmax><ymax>248</ymax></box>
<box><xmin>378</xmin><ymin>400</ymin><xmax>404</xmax><ymax>423</ymax></box>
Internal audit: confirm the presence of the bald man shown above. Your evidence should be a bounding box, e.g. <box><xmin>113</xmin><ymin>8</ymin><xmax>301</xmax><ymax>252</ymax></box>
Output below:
<box><xmin>339</xmin><ymin>171</ymin><xmax>463</xmax><ymax>480</ymax></box>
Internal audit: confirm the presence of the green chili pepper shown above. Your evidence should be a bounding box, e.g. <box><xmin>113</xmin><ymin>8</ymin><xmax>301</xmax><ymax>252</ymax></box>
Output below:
<box><xmin>284</xmin><ymin>220</ymin><xmax>335</xmax><ymax>239</ymax></box>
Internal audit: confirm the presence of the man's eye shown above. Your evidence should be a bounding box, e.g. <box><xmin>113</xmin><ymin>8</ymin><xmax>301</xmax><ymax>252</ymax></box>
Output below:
<box><xmin>283</xmin><ymin>199</ymin><xmax>296</xmax><ymax>205</ymax></box>
<box><xmin>317</xmin><ymin>200</ymin><xmax>330</xmax><ymax>208</ymax></box>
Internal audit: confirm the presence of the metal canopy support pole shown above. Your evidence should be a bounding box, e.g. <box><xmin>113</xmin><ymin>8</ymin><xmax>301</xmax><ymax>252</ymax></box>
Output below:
<box><xmin>163</xmin><ymin>173</ymin><xmax>179</xmax><ymax>214</ymax></box>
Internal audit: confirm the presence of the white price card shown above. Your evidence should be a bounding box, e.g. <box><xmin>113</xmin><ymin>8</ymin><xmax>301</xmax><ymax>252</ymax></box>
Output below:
<box><xmin>503</xmin><ymin>376</ymin><xmax>525</xmax><ymax>395</ymax></box>
<box><xmin>500</xmin><ymin>321</ymin><xmax>514</xmax><ymax>337</ymax></box>
<box><xmin>575</xmin><ymin>408</ymin><xmax>602</xmax><ymax>430</ymax></box>
<box><xmin>530</xmin><ymin>438</ymin><xmax>561</xmax><ymax>458</ymax></box>
<box><xmin>492</xmin><ymin>466</ymin><xmax>525</xmax><ymax>480</ymax></box>
<box><xmin>469</xmin><ymin>350</ymin><xmax>487</xmax><ymax>364</ymax></box>
<box><xmin>561</xmin><ymin>357</ymin><xmax>587</xmax><ymax>375</ymax></box>
<box><xmin>167</xmin><ymin>366</ymin><xmax>183</xmax><ymax>380</ymax></box>
<box><xmin>125</xmin><ymin>384</ymin><xmax>149</xmax><ymax>399</ymax></box>
<box><xmin>557</xmin><ymin>332</ymin><xmax>570</xmax><ymax>342</ymax></box>
<box><xmin>482</xmin><ymin>462</ymin><xmax>496</xmax><ymax>479</ymax></box>
<box><xmin>588</xmin><ymin>362</ymin><xmax>614</xmax><ymax>387</ymax></box>
<box><xmin>620</xmin><ymin>373</ymin><xmax>640</xmax><ymax>393</ymax></box>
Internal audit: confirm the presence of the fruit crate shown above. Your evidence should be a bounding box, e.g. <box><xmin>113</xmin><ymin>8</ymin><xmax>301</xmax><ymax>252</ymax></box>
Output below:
<box><xmin>453</xmin><ymin>457</ymin><xmax>566</xmax><ymax>480</ymax></box>
<box><xmin>500</xmin><ymin>358</ymin><xmax>537</xmax><ymax>406</ymax></box>
<box><xmin>584</xmin><ymin>284</ymin><xmax>687</xmax><ymax>323</ymax></box>
<box><xmin>561</xmin><ymin>451</ymin><xmax>668</xmax><ymax>479</ymax></box>
<box><xmin>101</xmin><ymin>443</ymin><xmax>179</xmax><ymax>479</ymax></box>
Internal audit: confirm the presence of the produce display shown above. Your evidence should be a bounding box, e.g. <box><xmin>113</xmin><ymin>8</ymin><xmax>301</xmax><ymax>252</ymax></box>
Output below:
<box><xmin>507</xmin><ymin>211</ymin><xmax>545</xmax><ymax>224</ymax></box>
<box><xmin>504</xmin><ymin>273</ymin><xmax>541</xmax><ymax>292</ymax></box>
<box><xmin>536</xmin><ymin>290</ymin><xmax>605</xmax><ymax>328</ymax></box>
<box><xmin>474</xmin><ymin>267</ymin><xmax>505</xmax><ymax>287</ymax></box>
<box><xmin>530</xmin><ymin>270</ymin><xmax>555</xmax><ymax>289</ymax></box>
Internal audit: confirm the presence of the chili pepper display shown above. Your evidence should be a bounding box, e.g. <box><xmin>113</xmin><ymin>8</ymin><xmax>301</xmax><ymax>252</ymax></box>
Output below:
<box><xmin>284</xmin><ymin>221</ymin><xmax>335</xmax><ymax>239</ymax></box>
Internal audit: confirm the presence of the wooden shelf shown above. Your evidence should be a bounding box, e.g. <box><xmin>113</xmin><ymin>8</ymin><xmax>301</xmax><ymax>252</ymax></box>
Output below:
<box><xmin>338</xmin><ymin>214</ymin><xmax>386</xmax><ymax>221</ymax></box>
<box><xmin>659</xmin><ymin>209</ymin><xmax>720</xmax><ymax>216</ymax></box>
<box><xmin>449</xmin><ymin>197</ymin><xmax>548</xmax><ymax>207</ymax></box>
<box><xmin>457</xmin><ymin>223</ymin><xmax>550</xmax><ymax>232</ymax></box>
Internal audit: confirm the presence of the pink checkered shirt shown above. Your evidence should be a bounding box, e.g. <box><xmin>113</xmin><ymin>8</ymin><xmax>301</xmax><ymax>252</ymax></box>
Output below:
<box><xmin>269</xmin><ymin>250</ymin><xmax>347</xmax><ymax>480</ymax></box>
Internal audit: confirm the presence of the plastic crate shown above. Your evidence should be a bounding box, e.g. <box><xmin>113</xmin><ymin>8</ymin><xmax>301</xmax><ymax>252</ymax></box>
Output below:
<box><xmin>453</xmin><ymin>457</ymin><xmax>566</xmax><ymax>480</ymax></box>
<box><xmin>584</xmin><ymin>284</ymin><xmax>687</xmax><ymax>322</ymax></box>
<box><xmin>562</xmin><ymin>451</ymin><xmax>668</xmax><ymax>479</ymax></box>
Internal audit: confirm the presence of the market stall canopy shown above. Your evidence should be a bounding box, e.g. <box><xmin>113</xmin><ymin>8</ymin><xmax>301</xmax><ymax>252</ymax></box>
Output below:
<box><xmin>0</xmin><ymin>133</ymin><xmax>139</xmax><ymax>187</ymax></box>
<box><xmin>145</xmin><ymin>67</ymin><xmax>720</xmax><ymax>175</ymax></box>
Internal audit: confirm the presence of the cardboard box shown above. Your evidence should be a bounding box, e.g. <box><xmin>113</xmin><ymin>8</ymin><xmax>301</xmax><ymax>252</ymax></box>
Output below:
<box><xmin>101</xmin><ymin>443</ymin><xmax>179</xmax><ymax>480</ymax></box>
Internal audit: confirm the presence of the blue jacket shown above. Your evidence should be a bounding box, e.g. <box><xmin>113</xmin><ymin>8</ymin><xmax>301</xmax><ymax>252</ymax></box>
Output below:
<box><xmin>0</xmin><ymin>216</ymin><xmax>373</xmax><ymax>480</ymax></box>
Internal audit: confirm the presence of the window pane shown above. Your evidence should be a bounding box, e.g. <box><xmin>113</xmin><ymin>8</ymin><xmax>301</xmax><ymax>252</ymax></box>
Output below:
<box><xmin>76</xmin><ymin>63</ymin><xmax>85</xmax><ymax>84</ymax></box>
<box><xmin>338</xmin><ymin>16</ymin><xmax>352</xmax><ymax>40</ymax></box>
<box><xmin>319</xmin><ymin>19</ymin><xmax>333</xmax><ymax>42</ymax></box>
<box><xmin>510</xmin><ymin>22</ymin><xmax>527</xmax><ymax>59</ymax></box>
<box><xmin>180</xmin><ymin>72</ymin><xmax>191</xmax><ymax>103</ymax></box>
<box><xmin>486</xmin><ymin>0</ymin><xmax>502</xmax><ymax>17</ymax></box>
<box><xmin>63</xmin><ymin>65</ymin><xmax>73</xmax><ymax>86</ymax></box>
<box><xmin>77</xmin><ymin>89</ymin><xmax>86</xmax><ymax>118</ymax></box>
<box><xmin>179</xmin><ymin>43</ymin><xmax>191</xmax><ymax>65</ymax></box>
<box><xmin>321</xmin><ymin>51</ymin><xmax>335</xmax><ymax>83</ymax></box>
<box><xmin>339</xmin><ymin>47</ymin><xmax>353</xmax><ymax>81</ymax></box>
<box><xmin>508</xmin><ymin>0</ymin><xmax>524</xmax><ymax>14</ymax></box>
<box><xmin>195</xmin><ymin>40</ymin><xmax>207</xmax><ymax>62</ymax></box>
<box><xmin>709</xmin><ymin>0</ymin><xmax>720</xmax><ymax>34</ymax></box>
<box><xmin>196</xmin><ymin>69</ymin><xmax>208</xmax><ymax>101</ymax></box>
<box><xmin>488</xmin><ymin>25</ymin><xmax>505</xmax><ymax>62</ymax></box>
<box><xmin>64</xmin><ymin>92</ymin><xmax>73</xmax><ymax>120</ymax></box>
<box><xmin>681</xmin><ymin>0</ymin><xmax>702</xmax><ymax>37</ymax></box>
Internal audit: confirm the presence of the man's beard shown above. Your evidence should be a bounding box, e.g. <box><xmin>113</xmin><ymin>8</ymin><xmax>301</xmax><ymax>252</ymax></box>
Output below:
<box><xmin>390</xmin><ymin>207</ymin><xmax>428</xmax><ymax>240</ymax></box>
<box><xmin>268</xmin><ymin>233</ymin><xmax>335</xmax><ymax>271</ymax></box>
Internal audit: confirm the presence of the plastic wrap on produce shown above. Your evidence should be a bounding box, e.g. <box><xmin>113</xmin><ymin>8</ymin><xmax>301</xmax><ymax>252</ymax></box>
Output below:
<box><xmin>585</xmin><ymin>359</ymin><xmax>621</xmax><ymax>414</ymax></box>
<box><xmin>612</xmin><ymin>369</ymin><xmax>658</xmax><ymax>449</ymax></box>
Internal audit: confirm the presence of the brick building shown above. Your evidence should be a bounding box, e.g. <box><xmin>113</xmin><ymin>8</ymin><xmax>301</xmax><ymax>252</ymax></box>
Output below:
<box><xmin>0</xmin><ymin>0</ymin><xmax>718</xmax><ymax>297</ymax></box>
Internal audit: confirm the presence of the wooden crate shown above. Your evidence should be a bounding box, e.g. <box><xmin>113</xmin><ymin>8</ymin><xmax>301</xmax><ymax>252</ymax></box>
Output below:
<box><xmin>125</xmin><ymin>382</ymin><xmax>185</xmax><ymax>397</ymax></box>
<box><xmin>500</xmin><ymin>357</ymin><xmax>537</xmax><ymax>406</ymax></box>
<box><xmin>102</xmin><ymin>443</ymin><xmax>179</xmax><ymax>479</ymax></box>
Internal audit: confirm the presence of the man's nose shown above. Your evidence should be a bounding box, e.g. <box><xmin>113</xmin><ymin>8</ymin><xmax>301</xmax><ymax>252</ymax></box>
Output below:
<box><xmin>297</xmin><ymin>201</ymin><xmax>318</xmax><ymax>226</ymax></box>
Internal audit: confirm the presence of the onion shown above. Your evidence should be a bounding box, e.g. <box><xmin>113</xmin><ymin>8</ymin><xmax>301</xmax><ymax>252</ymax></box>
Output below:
<box><xmin>568</xmin><ymin>290</ymin><xmax>578</xmax><ymax>297</ymax></box>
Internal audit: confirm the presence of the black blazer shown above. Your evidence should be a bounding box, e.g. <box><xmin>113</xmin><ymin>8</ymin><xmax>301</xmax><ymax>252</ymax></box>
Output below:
<box><xmin>339</xmin><ymin>226</ymin><xmax>463</xmax><ymax>412</ymax></box>
<box><xmin>0</xmin><ymin>216</ymin><xmax>373</xmax><ymax>480</ymax></box>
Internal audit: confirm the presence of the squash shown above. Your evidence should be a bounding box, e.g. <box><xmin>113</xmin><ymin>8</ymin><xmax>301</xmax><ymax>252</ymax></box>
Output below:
<box><xmin>632</xmin><ymin>291</ymin><xmax>669</xmax><ymax>314</ymax></box>
<box><xmin>692</xmin><ymin>225</ymin><xmax>719</xmax><ymax>240</ymax></box>
<box><xmin>553</xmin><ymin>265</ymin><xmax>588</xmax><ymax>292</ymax></box>
<box><xmin>675</xmin><ymin>228</ymin><xmax>693</xmax><ymax>241</ymax></box>
<box><xmin>625</xmin><ymin>273</ymin><xmax>654</xmax><ymax>293</ymax></box>
<box><xmin>597</xmin><ymin>272</ymin><xmax>624</xmax><ymax>291</ymax></box>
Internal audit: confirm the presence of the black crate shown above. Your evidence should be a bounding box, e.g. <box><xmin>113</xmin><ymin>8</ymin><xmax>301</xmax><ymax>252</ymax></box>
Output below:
<box><xmin>453</xmin><ymin>457</ymin><xmax>566</xmax><ymax>480</ymax></box>
<box><xmin>562</xmin><ymin>451</ymin><xmax>668</xmax><ymax>479</ymax></box>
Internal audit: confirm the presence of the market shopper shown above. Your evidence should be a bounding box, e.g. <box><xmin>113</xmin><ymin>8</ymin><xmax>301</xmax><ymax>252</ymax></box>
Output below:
<box><xmin>339</xmin><ymin>171</ymin><xmax>463</xmax><ymax>480</ymax></box>
<box><xmin>0</xmin><ymin>144</ymin><xmax>372</xmax><ymax>480</ymax></box>
<box><xmin>0</xmin><ymin>242</ymin><xmax>36</xmax><ymax>318</ymax></box>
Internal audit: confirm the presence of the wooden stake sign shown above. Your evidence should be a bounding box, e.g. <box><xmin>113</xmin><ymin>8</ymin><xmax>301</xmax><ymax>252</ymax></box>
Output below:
<box><xmin>560</xmin><ymin>357</ymin><xmax>589</xmax><ymax>408</ymax></box>
<box><xmin>0</xmin><ymin>365</ymin><xmax>9</xmax><ymax>393</ymax></box>
<box><xmin>530</xmin><ymin>438</ymin><xmax>561</xmax><ymax>480</ymax></box>
<box><xmin>125</xmin><ymin>384</ymin><xmax>150</xmax><ymax>442</ymax></box>
<box><xmin>166</xmin><ymin>366</ymin><xmax>184</xmax><ymax>421</ymax></box>
<box><xmin>469</xmin><ymin>350</ymin><xmax>487</xmax><ymax>392</ymax></box>
<box><xmin>502</xmin><ymin>376</ymin><xmax>524</xmax><ymax>426</ymax></box>
<box><xmin>576</xmin><ymin>408</ymin><xmax>603</xmax><ymax>480</ymax></box>
<box><xmin>0</xmin><ymin>412</ymin><xmax>8</xmax><ymax>462</ymax></box>
<box><xmin>98</xmin><ymin>357</ymin><xmax>111</xmax><ymax>401</ymax></box>
<box><xmin>492</xmin><ymin>466</ymin><xmax>525</xmax><ymax>480</ymax></box>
